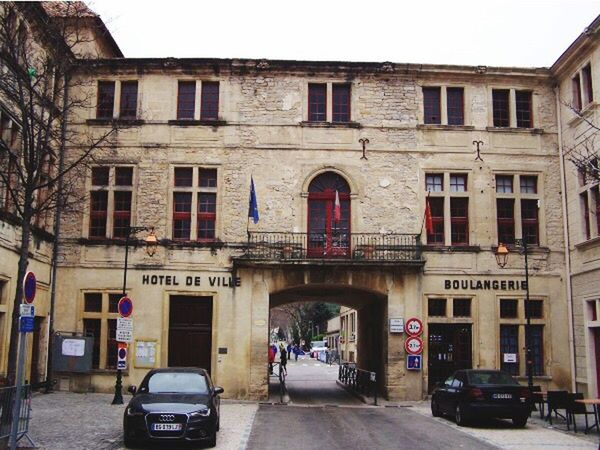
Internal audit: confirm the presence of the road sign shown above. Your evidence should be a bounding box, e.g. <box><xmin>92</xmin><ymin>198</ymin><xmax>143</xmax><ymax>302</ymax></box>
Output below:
<box><xmin>407</xmin><ymin>355</ymin><xmax>422</xmax><ymax>370</ymax></box>
<box><xmin>19</xmin><ymin>304</ymin><xmax>34</xmax><ymax>318</ymax></box>
<box><xmin>23</xmin><ymin>272</ymin><xmax>36</xmax><ymax>304</ymax></box>
<box><xmin>117</xmin><ymin>317</ymin><xmax>133</xmax><ymax>343</ymax></box>
<box><xmin>404</xmin><ymin>336</ymin><xmax>423</xmax><ymax>355</ymax></box>
<box><xmin>118</xmin><ymin>296</ymin><xmax>133</xmax><ymax>318</ymax></box>
<box><xmin>117</xmin><ymin>343</ymin><xmax>127</xmax><ymax>370</ymax></box>
<box><xmin>405</xmin><ymin>317</ymin><xmax>423</xmax><ymax>337</ymax></box>
<box><xmin>19</xmin><ymin>316</ymin><xmax>34</xmax><ymax>333</ymax></box>
<box><xmin>116</xmin><ymin>329</ymin><xmax>133</xmax><ymax>343</ymax></box>
<box><xmin>389</xmin><ymin>318</ymin><xmax>404</xmax><ymax>333</ymax></box>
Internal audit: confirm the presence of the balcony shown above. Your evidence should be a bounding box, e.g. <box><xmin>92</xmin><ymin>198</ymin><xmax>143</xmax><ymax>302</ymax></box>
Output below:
<box><xmin>233</xmin><ymin>232</ymin><xmax>424</xmax><ymax>267</ymax></box>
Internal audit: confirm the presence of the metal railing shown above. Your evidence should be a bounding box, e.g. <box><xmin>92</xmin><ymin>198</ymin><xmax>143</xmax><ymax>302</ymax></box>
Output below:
<box><xmin>338</xmin><ymin>363</ymin><xmax>378</xmax><ymax>405</ymax></box>
<box><xmin>0</xmin><ymin>385</ymin><xmax>34</xmax><ymax>446</ymax></box>
<box><xmin>241</xmin><ymin>232</ymin><xmax>422</xmax><ymax>262</ymax></box>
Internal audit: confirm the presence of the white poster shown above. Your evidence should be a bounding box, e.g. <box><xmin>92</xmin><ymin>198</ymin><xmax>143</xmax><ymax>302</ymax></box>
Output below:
<box><xmin>62</xmin><ymin>339</ymin><xmax>85</xmax><ymax>357</ymax></box>
<box><xmin>503</xmin><ymin>353</ymin><xmax>517</xmax><ymax>363</ymax></box>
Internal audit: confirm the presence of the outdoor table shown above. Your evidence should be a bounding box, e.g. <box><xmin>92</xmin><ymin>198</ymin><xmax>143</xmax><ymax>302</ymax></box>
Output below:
<box><xmin>574</xmin><ymin>398</ymin><xmax>600</xmax><ymax>433</ymax></box>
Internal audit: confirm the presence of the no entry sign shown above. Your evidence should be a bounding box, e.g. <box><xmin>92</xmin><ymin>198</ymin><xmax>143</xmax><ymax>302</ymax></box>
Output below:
<box><xmin>23</xmin><ymin>272</ymin><xmax>36</xmax><ymax>304</ymax></box>
<box><xmin>405</xmin><ymin>317</ymin><xmax>423</xmax><ymax>337</ymax></box>
<box><xmin>118</xmin><ymin>296</ymin><xmax>133</xmax><ymax>318</ymax></box>
<box><xmin>405</xmin><ymin>336</ymin><xmax>424</xmax><ymax>355</ymax></box>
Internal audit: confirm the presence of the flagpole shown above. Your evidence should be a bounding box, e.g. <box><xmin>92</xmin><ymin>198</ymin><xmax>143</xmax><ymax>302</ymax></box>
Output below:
<box><xmin>420</xmin><ymin>191</ymin><xmax>431</xmax><ymax>236</ymax></box>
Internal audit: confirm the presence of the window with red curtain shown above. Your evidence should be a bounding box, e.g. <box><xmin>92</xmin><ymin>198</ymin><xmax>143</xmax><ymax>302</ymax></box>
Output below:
<box><xmin>308</xmin><ymin>84</ymin><xmax>326</xmax><ymax>122</ymax></box>
<box><xmin>521</xmin><ymin>199</ymin><xmax>539</xmax><ymax>245</ymax></box>
<box><xmin>201</xmin><ymin>82</ymin><xmax>219</xmax><ymax>120</ymax></box>
<box><xmin>97</xmin><ymin>81</ymin><xmax>115</xmax><ymax>119</ymax></box>
<box><xmin>332</xmin><ymin>84</ymin><xmax>350</xmax><ymax>122</ymax></box>
<box><xmin>113</xmin><ymin>191</ymin><xmax>131</xmax><ymax>238</ymax></box>
<box><xmin>492</xmin><ymin>89</ymin><xmax>510</xmax><ymax>127</ymax></box>
<box><xmin>89</xmin><ymin>191</ymin><xmax>108</xmax><ymax>237</ymax></box>
<box><xmin>423</xmin><ymin>87</ymin><xmax>441</xmax><ymax>124</ymax></box>
<box><xmin>497</xmin><ymin>199</ymin><xmax>515</xmax><ymax>245</ymax></box>
<box><xmin>450</xmin><ymin>198</ymin><xmax>468</xmax><ymax>245</ymax></box>
<box><xmin>173</xmin><ymin>192</ymin><xmax>192</xmax><ymax>240</ymax></box>
<box><xmin>119</xmin><ymin>81</ymin><xmax>138</xmax><ymax>118</ymax></box>
<box><xmin>197</xmin><ymin>193</ymin><xmax>216</xmax><ymax>240</ymax></box>
<box><xmin>427</xmin><ymin>197</ymin><xmax>444</xmax><ymax>245</ymax></box>
<box><xmin>177</xmin><ymin>81</ymin><xmax>196</xmax><ymax>119</ymax></box>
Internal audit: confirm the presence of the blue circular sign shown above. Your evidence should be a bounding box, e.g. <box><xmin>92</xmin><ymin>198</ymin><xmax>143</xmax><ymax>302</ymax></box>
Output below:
<box><xmin>23</xmin><ymin>272</ymin><xmax>36</xmax><ymax>304</ymax></box>
<box><xmin>118</xmin><ymin>296</ymin><xmax>133</xmax><ymax>318</ymax></box>
<box><xmin>118</xmin><ymin>347</ymin><xmax>127</xmax><ymax>359</ymax></box>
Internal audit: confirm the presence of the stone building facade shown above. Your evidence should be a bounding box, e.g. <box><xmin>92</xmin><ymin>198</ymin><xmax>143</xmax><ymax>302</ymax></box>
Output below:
<box><xmin>1</xmin><ymin>2</ymin><xmax>598</xmax><ymax>402</ymax></box>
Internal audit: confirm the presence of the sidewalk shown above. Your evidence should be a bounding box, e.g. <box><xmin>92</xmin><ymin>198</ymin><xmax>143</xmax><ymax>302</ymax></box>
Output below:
<box><xmin>19</xmin><ymin>391</ymin><xmax>258</xmax><ymax>450</ymax></box>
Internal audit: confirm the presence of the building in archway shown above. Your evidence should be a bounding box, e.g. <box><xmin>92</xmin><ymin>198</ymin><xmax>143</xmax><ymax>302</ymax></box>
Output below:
<box><xmin>3</xmin><ymin>2</ymin><xmax>599</xmax><ymax>401</ymax></box>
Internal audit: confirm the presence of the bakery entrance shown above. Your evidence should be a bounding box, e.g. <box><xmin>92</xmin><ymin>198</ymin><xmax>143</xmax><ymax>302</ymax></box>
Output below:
<box><xmin>427</xmin><ymin>324</ymin><xmax>472</xmax><ymax>393</ymax></box>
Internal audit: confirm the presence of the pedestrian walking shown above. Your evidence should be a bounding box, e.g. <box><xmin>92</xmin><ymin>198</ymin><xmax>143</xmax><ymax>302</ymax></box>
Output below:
<box><xmin>279</xmin><ymin>343</ymin><xmax>287</xmax><ymax>376</ymax></box>
<box><xmin>286</xmin><ymin>342</ymin><xmax>292</xmax><ymax>360</ymax></box>
<box><xmin>293</xmin><ymin>343</ymin><xmax>299</xmax><ymax>362</ymax></box>
<box><xmin>268</xmin><ymin>344</ymin><xmax>276</xmax><ymax>374</ymax></box>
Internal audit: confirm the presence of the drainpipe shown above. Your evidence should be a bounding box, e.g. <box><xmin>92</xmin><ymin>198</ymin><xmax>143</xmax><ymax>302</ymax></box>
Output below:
<box><xmin>555</xmin><ymin>85</ymin><xmax>577</xmax><ymax>393</ymax></box>
<box><xmin>45</xmin><ymin>72</ymin><xmax>69</xmax><ymax>392</ymax></box>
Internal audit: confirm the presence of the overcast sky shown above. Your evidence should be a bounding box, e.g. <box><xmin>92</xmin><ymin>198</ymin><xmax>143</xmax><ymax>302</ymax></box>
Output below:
<box><xmin>88</xmin><ymin>0</ymin><xmax>599</xmax><ymax>68</ymax></box>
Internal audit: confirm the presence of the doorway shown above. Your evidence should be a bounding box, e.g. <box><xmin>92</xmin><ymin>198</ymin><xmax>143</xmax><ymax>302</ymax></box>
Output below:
<box><xmin>168</xmin><ymin>296</ymin><xmax>213</xmax><ymax>373</ymax></box>
<box><xmin>427</xmin><ymin>324</ymin><xmax>472</xmax><ymax>392</ymax></box>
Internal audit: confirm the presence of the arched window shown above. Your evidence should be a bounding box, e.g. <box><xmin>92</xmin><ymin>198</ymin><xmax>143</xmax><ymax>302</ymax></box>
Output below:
<box><xmin>307</xmin><ymin>172</ymin><xmax>351</xmax><ymax>257</ymax></box>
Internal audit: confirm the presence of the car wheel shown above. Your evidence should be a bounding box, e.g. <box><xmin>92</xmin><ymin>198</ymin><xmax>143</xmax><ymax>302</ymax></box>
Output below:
<box><xmin>512</xmin><ymin>415</ymin><xmax>528</xmax><ymax>428</ymax></box>
<box><xmin>431</xmin><ymin>398</ymin><xmax>441</xmax><ymax>417</ymax></box>
<box><xmin>455</xmin><ymin>404</ymin><xmax>468</xmax><ymax>426</ymax></box>
<box><xmin>216</xmin><ymin>417</ymin><xmax>220</xmax><ymax>431</ymax></box>
<box><xmin>206</xmin><ymin>432</ymin><xmax>217</xmax><ymax>448</ymax></box>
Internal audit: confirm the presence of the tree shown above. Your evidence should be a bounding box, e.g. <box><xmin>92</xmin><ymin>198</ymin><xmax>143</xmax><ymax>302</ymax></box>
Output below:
<box><xmin>562</xmin><ymin>102</ymin><xmax>600</xmax><ymax>183</ymax></box>
<box><xmin>279</xmin><ymin>302</ymin><xmax>339</xmax><ymax>347</ymax></box>
<box><xmin>0</xmin><ymin>2</ymin><xmax>123</xmax><ymax>384</ymax></box>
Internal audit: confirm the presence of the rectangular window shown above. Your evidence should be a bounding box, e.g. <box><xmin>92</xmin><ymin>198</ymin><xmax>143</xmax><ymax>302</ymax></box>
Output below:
<box><xmin>492</xmin><ymin>89</ymin><xmax>510</xmax><ymax>127</ymax></box>
<box><xmin>308</xmin><ymin>84</ymin><xmax>327</xmax><ymax>122</ymax></box>
<box><xmin>500</xmin><ymin>299</ymin><xmax>518</xmax><ymax>318</ymax></box>
<box><xmin>453</xmin><ymin>298</ymin><xmax>471</xmax><ymax>317</ymax></box>
<box><xmin>497</xmin><ymin>199</ymin><xmax>515</xmax><ymax>245</ymax></box>
<box><xmin>83</xmin><ymin>319</ymin><xmax>101</xmax><ymax>369</ymax></box>
<box><xmin>446</xmin><ymin>87</ymin><xmax>464</xmax><ymax>126</ymax></box>
<box><xmin>177</xmin><ymin>81</ymin><xmax>196</xmax><ymax>120</ymax></box>
<box><xmin>582</xmin><ymin>64</ymin><xmax>594</xmax><ymax>106</ymax></box>
<box><xmin>108</xmin><ymin>293</ymin><xmax>121</xmax><ymax>313</ymax></box>
<box><xmin>199</xmin><ymin>169</ymin><xmax>217</xmax><ymax>188</ymax></box>
<box><xmin>119</xmin><ymin>81</ymin><xmax>138</xmax><ymax>119</ymax></box>
<box><xmin>197</xmin><ymin>193</ymin><xmax>216</xmax><ymax>240</ymax></box>
<box><xmin>423</xmin><ymin>87</ymin><xmax>441</xmax><ymax>124</ymax></box>
<box><xmin>520</xmin><ymin>176</ymin><xmax>537</xmax><ymax>194</ymax></box>
<box><xmin>525</xmin><ymin>299</ymin><xmax>543</xmax><ymax>319</ymax></box>
<box><xmin>521</xmin><ymin>199</ymin><xmax>539</xmax><ymax>245</ymax></box>
<box><xmin>332</xmin><ymin>84</ymin><xmax>351</xmax><ymax>123</ymax></box>
<box><xmin>84</xmin><ymin>293</ymin><xmax>102</xmax><ymax>312</ymax></box>
<box><xmin>582</xmin><ymin>192</ymin><xmax>591</xmax><ymax>240</ymax></box>
<box><xmin>89</xmin><ymin>191</ymin><xmax>108</xmax><ymax>238</ymax></box>
<box><xmin>91</xmin><ymin>167</ymin><xmax>109</xmax><ymax>186</ymax></box>
<box><xmin>174</xmin><ymin>167</ymin><xmax>193</xmax><ymax>187</ymax></box>
<box><xmin>428</xmin><ymin>298</ymin><xmax>446</xmax><ymax>317</ymax></box>
<box><xmin>425</xmin><ymin>174</ymin><xmax>443</xmax><ymax>192</ymax></box>
<box><xmin>450</xmin><ymin>174</ymin><xmax>467</xmax><ymax>192</ymax></box>
<box><xmin>450</xmin><ymin>198</ymin><xmax>468</xmax><ymax>245</ymax></box>
<box><xmin>572</xmin><ymin>74</ymin><xmax>582</xmax><ymax>111</ymax></box>
<box><xmin>115</xmin><ymin>167</ymin><xmax>133</xmax><ymax>186</ymax></box>
<box><xmin>200</xmin><ymin>82</ymin><xmax>219</xmax><ymax>120</ymax></box>
<box><xmin>173</xmin><ymin>192</ymin><xmax>192</xmax><ymax>240</ymax></box>
<box><xmin>97</xmin><ymin>81</ymin><xmax>115</xmax><ymax>119</ymax></box>
<box><xmin>515</xmin><ymin>91</ymin><xmax>532</xmax><ymax>128</ymax></box>
<box><xmin>500</xmin><ymin>325</ymin><xmax>519</xmax><ymax>375</ymax></box>
<box><xmin>496</xmin><ymin>175</ymin><xmax>513</xmax><ymax>194</ymax></box>
<box><xmin>112</xmin><ymin>191</ymin><xmax>132</xmax><ymax>238</ymax></box>
<box><xmin>427</xmin><ymin>197</ymin><xmax>444</xmax><ymax>245</ymax></box>
<box><xmin>530</xmin><ymin>325</ymin><xmax>544</xmax><ymax>376</ymax></box>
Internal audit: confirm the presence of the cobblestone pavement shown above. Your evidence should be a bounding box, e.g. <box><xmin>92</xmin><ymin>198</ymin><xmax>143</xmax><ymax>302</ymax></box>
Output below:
<box><xmin>19</xmin><ymin>392</ymin><xmax>258</xmax><ymax>450</ymax></box>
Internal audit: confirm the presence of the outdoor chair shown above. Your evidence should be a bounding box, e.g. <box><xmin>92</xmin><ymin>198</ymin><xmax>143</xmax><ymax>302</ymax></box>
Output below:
<box><xmin>546</xmin><ymin>390</ymin><xmax>570</xmax><ymax>426</ymax></box>
<box><xmin>530</xmin><ymin>385</ymin><xmax>546</xmax><ymax>419</ymax></box>
<box><xmin>567</xmin><ymin>392</ymin><xmax>597</xmax><ymax>433</ymax></box>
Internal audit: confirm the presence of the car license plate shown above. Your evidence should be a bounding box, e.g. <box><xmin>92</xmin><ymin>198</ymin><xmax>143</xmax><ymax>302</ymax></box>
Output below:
<box><xmin>492</xmin><ymin>393</ymin><xmax>512</xmax><ymax>399</ymax></box>
<box><xmin>152</xmin><ymin>423</ymin><xmax>182</xmax><ymax>431</ymax></box>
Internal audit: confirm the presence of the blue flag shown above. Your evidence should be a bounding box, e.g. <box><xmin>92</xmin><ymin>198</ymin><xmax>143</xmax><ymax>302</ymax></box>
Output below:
<box><xmin>249</xmin><ymin>176</ymin><xmax>259</xmax><ymax>224</ymax></box>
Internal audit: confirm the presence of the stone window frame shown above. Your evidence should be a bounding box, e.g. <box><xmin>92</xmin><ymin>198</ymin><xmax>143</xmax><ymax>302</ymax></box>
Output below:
<box><xmin>571</xmin><ymin>62</ymin><xmax>594</xmax><ymax>112</ymax></box>
<box><xmin>84</xmin><ymin>165</ymin><xmax>137</xmax><ymax>239</ymax></box>
<box><xmin>494</xmin><ymin>172</ymin><xmax>544</xmax><ymax>246</ymax></box>
<box><xmin>80</xmin><ymin>290</ymin><xmax>123</xmax><ymax>371</ymax></box>
<box><xmin>95</xmin><ymin>79</ymin><xmax>140</xmax><ymax>120</ymax></box>
<box><xmin>174</xmin><ymin>79</ymin><xmax>222</xmax><ymax>121</ymax></box>
<box><xmin>303</xmin><ymin>81</ymin><xmax>355</xmax><ymax>124</ymax></box>
<box><xmin>420</xmin><ymin>85</ymin><xmax>466</xmax><ymax>126</ymax></box>
<box><xmin>167</xmin><ymin>165</ymin><xmax>220</xmax><ymax>242</ymax></box>
<box><xmin>423</xmin><ymin>170</ymin><xmax>472</xmax><ymax>247</ymax></box>
<box><xmin>577</xmin><ymin>175</ymin><xmax>600</xmax><ymax>243</ymax></box>
<box><xmin>497</xmin><ymin>295</ymin><xmax>547</xmax><ymax>377</ymax></box>
<box><xmin>426</xmin><ymin>295</ymin><xmax>475</xmax><ymax>320</ymax></box>
<box><xmin>489</xmin><ymin>87</ymin><xmax>536</xmax><ymax>129</ymax></box>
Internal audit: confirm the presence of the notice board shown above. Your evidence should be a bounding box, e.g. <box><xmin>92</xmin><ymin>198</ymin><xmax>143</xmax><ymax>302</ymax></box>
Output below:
<box><xmin>134</xmin><ymin>340</ymin><xmax>158</xmax><ymax>368</ymax></box>
<box><xmin>53</xmin><ymin>334</ymin><xmax>94</xmax><ymax>373</ymax></box>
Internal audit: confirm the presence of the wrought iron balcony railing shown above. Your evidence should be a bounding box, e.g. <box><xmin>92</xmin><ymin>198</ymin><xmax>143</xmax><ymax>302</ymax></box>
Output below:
<box><xmin>238</xmin><ymin>232</ymin><xmax>423</xmax><ymax>263</ymax></box>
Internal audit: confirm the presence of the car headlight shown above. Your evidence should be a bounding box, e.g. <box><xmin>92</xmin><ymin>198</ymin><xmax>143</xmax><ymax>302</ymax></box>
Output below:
<box><xmin>189</xmin><ymin>408</ymin><xmax>211</xmax><ymax>418</ymax></box>
<box><xmin>126</xmin><ymin>407</ymin><xmax>144</xmax><ymax>417</ymax></box>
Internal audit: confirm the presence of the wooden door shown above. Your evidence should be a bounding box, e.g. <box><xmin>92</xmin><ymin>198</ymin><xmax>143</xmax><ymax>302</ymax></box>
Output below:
<box><xmin>427</xmin><ymin>324</ymin><xmax>472</xmax><ymax>393</ymax></box>
<box><xmin>168</xmin><ymin>296</ymin><xmax>213</xmax><ymax>373</ymax></box>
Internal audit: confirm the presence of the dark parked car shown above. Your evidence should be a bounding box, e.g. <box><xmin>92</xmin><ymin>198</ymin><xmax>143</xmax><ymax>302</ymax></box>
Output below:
<box><xmin>123</xmin><ymin>367</ymin><xmax>223</xmax><ymax>448</ymax></box>
<box><xmin>431</xmin><ymin>369</ymin><xmax>533</xmax><ymax>427</ymax></box>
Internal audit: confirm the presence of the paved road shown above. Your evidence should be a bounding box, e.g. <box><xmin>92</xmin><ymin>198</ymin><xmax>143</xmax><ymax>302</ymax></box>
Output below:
<box><xmin>247</xmin><ymin>404</ymin><xmax>497</xmax><ymax>450</ymax></box>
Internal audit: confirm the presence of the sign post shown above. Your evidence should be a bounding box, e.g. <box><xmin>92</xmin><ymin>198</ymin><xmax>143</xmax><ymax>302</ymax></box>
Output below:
<box><xmin>10</xmin><ymin>272</ymin><xmax>36</xmax><ymax>450</ymax></box>
<box><xmin>112</xmin><ymin>296</ymin><xmax>133</xmax><ymax>405</ymax></box>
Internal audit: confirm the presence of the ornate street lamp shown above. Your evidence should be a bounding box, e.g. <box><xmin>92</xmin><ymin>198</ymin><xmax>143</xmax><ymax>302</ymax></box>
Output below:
<box><xmin>495</xmin><ymin>239</ymin><xmax>533</xmax><ymax>390</ymax></box>
<box><xmin>112</xmin><ymin>226</ymin><xmax>157</xmax><ymax>405</ymax></box>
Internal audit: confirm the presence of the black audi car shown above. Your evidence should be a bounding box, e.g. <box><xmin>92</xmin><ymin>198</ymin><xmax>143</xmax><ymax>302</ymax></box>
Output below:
<box><xmin>123</xmin><ymin>367</ymin><xmax>223</xmax><ymax>448</ymax></box>
<box><xmin>431</xmin><ymin>369</ymin><xmax>533</xmax><ymax>427</ymax></box>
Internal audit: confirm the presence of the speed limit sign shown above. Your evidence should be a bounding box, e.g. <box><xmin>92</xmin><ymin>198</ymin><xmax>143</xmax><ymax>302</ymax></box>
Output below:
<box><xmin>405</xmin><ymin>317</ymin><xmax>423</xmax><ymax>336</ymax></box>
<box><xmin>404</xmin><ymin>336</ymin><xmax>424</xmax><ymax>355</ymax></box>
